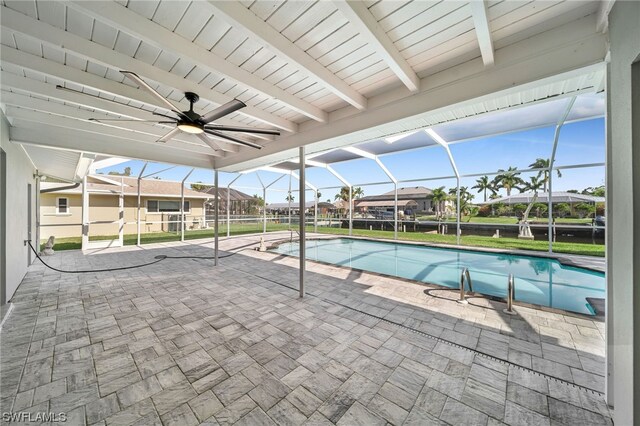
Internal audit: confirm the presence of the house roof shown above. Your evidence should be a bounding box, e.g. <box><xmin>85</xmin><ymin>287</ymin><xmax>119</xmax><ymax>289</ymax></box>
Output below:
<box><xmin>483</xmin><ymin>192</ymin><xmax>605</xmax><ymax>205</ymax></box>
<box><xmin>357</xmin><ymin>200</ymin><xmax>419</xmax><ymax>208</ymax></box>
<box><xmin>41</xmin><ymin>175</ymin><xmax>210</xmax><ymax>199</ymax></box>
<box><xmin>266</xmin><ymin>201</ymin><xmax>334</xmax><ymax>210</ymax></box>
<box><xmin>357</xmin><ymin>186</ymin><xmax>433</xmax><ymax>202</ymax></box>
<box><xmin>203</xmin><ymin>187</ymin><xmax>256</xmax><ymax>202</ymax></box>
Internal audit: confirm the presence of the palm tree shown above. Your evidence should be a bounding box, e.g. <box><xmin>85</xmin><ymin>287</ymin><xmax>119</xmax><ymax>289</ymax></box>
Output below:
<box><xmin>448</xmin><ymin>187</ymin><xmax>475</xmax><ymax>216</ymax></box>
<box><xmin>494</xmin><ymin>166</ymin><xmax>524</xmax><ymax>196</ymax></box>
<box><xmin>472</xmin><ymin>175</ymin><xmax>496</xmax><ymax>202</ymax></box>
<box><xmin>529</xmin><ymin>158</ymin><xmax>561</xmax><ymax>192</ymax></box>
<box><xmin>520</xmin><ymin>175</ymin><xmax>545</xmax><ymax>226</ymax></box>
<box><xmin>334</xmin><ymin>186</ymin><xmax>364</xmax><ymax>202</ymax></box>
<box><xmin>335</xmin><ymin>186</ymin><xmax>349</xmax><ymax>202</ymax></box>
<box><xmin>431</xmin><ymin>186</ymin><xmax>449</xmax><ymax>219</ymax></box>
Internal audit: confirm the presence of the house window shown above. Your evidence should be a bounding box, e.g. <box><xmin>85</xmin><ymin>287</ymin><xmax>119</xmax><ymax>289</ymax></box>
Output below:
<box><xmin>147</xmin><ymin>200</ymin><xmax>190</xmax><ymax>213</ymax></box>
<box><xmin>56</xmin><ymin>197</ymin><xmax>68</xmax><ymax>214</ymax></box>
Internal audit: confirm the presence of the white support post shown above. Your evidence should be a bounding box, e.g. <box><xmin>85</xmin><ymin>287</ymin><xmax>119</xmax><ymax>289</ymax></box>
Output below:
<box><xmin>456</xmin><ymin>178</ymin><xmax>461</xmax><ymax>245</ymax></box>
<box><xmin>548</xmin><ymin>97</ymin><xmax>576</xmax><ymax>253</ymax></box>
<box><xmin>119</xmin><ymin>177</ymin><xmax>124</xmax><ymax>246</ymax></box>
<box><xmin>81</xmin><ymin>175</ymin><xmax>88</xmax><ymax>250</ymax></box>
<box><xmin>226</xmin><ymin>188</ymin><xmax>230</xmax><ymax>238</ymax></box>
<box><xmin>288</xmin><ymin>173</ymin><xmax>292</xmax><ymax>229</ymax></box>
<box><xmin>136</xmin><ymin>162</ymin><xmax>148</xmax><ymax>246</ymax></box>
<box><xmin>427</xmin><ymin>128</ymin><xmax>461</xmax><ymax>244</ymax></box>
<box><xmin>263</xmin><ymin>174</ymin><xmax>286</xmax><ymax>231</ymax></box>
<box><xmin>214</xmin><ymin>170</ymin><xmax>219</xmax><ymax>266</ymax></box>
<box><xmin>290</xmin><ymin>171</ymin><xmax>318</xmax><ymax>234</ymax></box>
<box><xmin>374</xmin><ymin>157</ymin><xmax>398</xmax><ymax>240</ymax></box>
<box><xmin>255</xmin><ymin>173</ymin><xmax>267</xmax><ymax>235</ymax></box>
<box><xmin>226</xmin><ymin>174</ymin><xmax>241</xmax><ymax>238</ymax></box>
<box><xmin>180</xmin><ymin>168</ymin><xmax>194</xmax><ymax>242</ymax></box>
<box><xmin>324</xmin><ymin>165</ymin><xmax>351</xmax><ymax>235</ymax></box>
<box><xmin>35</xmin><ymin>174</ymin><xmax>40</xmax><ymax>251</ymax></box>
<box><xmin>202</xmin><ymin>200</ymin><xmax>205</xmax><ymax>231</ymax></box>
<box><xmin>348</xmin><ymin>185</ymin><xmax>353</xmax><ymax>236</ymax></box>
<box><xmin>299</xmin><ymin>146</ymin><xmax>306</xmax><ymax>298</ymax></box>
<box><xmin>263</xmin><ymin>187</ymin><xmax>267</xmax><ymax>234</ymax></box>
<box><xmin>394</xmin><ymin>182</ymin><xmax>398</xmax><ymax>240</ymax></box>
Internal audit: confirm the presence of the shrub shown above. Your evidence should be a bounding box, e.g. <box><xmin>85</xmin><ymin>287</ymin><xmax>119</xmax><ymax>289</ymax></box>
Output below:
<box><xmin>575</xmin><ymin>203</ymin><xmax>596</xmax><ymax>218</ymax></box>
<box><xmin>513</xmin><ymin>203</ymin><xmax>527</xmax><ymax>217</ymax></box>
<box><xmin>554</xmin><ymin>203</ymin><xmax>571</xmax><ymax>218</ymax></box>
<box><xmin>533</xmin><ymin>203</ymin><xmax>548</xmax><ymax>217</ymax></box>
<box><xmin>477</xmin><ymin>205</ymin><xmax>492</xmax><ymax>217</ymax></box>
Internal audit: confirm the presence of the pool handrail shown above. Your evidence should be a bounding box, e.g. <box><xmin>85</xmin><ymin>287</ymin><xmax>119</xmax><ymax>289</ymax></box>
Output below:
<box><xmin>503</xmin><ymin>274</ymin><xmax>517</xmax><ymax>315</ymax></box>
<box><xmin>458</xmin><ymin>267</ymin><xmax>473</xmax><ymax>304</ymax></box>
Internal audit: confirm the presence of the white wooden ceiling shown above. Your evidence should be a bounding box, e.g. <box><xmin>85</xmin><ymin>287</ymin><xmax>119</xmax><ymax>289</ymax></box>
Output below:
<box><xmin>0</xmin><ymin>0</ymin><xmax>609</xmax><ymax>177</ymax></box>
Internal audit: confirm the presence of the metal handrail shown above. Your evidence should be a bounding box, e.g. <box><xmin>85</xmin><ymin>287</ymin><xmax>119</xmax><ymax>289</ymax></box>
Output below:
<box><xmin>458</xmin><ymin>268</ymin><xmax>473</xmax><ymax>304</ymax></box>
<box><xmin>503</xmin><ymin>274</ymin><xmax>517</xmax><ymax>315</ymax></box>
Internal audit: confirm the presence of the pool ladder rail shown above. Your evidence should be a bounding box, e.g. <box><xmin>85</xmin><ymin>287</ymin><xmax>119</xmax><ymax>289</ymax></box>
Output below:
<box><xmin>503</xmin><ymin>273</ymin><xmax>517</xmax><ymax>315</ymax></box>
<box><xmin>457</xmin><ymin>268</ymin><xmax>473</xmax><ymax>304</ymax></box>
<box><xmin>458</xmin><ymin>268</ymin><xmax>518</xmax><ymax>315</ymax></box>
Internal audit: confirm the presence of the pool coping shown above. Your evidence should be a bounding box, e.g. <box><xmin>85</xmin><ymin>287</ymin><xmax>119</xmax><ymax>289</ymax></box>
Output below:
<box><xmin>268</xmin><ymin>235</ymin><xmax>605</xmax><ymax>320</ymax></box>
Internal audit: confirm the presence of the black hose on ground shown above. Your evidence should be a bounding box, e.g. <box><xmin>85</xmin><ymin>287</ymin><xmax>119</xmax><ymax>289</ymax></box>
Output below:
<box><xmin>26</xmin><ymin>241</ymin><xmax>242</xmax><ymax>274</ymax></box>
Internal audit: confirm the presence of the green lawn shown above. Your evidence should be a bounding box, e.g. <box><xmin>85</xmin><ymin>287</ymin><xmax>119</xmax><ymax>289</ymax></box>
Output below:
<box><xmin>44</xmin><ymin>222</ymin><xmax>604</xmax><ymax>257</ymax></box>
<box><xmin>311</xmin><ymin>227</ymin><xmax>604</xmax><ymax>257</ymax></box>
<box><xmin>43</xmin><ymin>223</ymin><xmax>293</xmax><ymax>251</ymax></box>
<box><xmin>414</xmin><ymin>215</ymin><xmax>593</xmax><ymax>224</ymax></box>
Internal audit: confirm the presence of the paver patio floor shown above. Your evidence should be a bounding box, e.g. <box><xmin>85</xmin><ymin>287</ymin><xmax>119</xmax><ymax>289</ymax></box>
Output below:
<box><xmin>0</xmin><ymin>232</ymin><xmax>611</xmax><ymax>425</ymax></box>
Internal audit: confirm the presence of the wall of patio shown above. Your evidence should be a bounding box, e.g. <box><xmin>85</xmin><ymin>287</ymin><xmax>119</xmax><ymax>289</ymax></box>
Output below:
<box><xmin>0</xmin><ymin>109</ymin><xmax>37</xmax><ymax>304</ymax></box>
<box><xmin>607</xmin><ymin>1</ymin><xmax>640</xmax><ymax>423</ymax></box>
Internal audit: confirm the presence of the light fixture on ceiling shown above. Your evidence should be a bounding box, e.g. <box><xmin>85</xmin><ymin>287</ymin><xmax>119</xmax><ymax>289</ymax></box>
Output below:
<box><xmin>177</xmin><ymin>122</ymin><xmax>204</xmax><ymax>134</ymax></box>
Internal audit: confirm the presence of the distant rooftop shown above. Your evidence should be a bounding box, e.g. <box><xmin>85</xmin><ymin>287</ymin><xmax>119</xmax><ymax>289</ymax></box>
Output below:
<box><xmin>357</xmin><ymin>186</ymin><xmax>433</xmax><ymax>202</ymax></box>
<box><xmin>40</xmin><ymin>175</ymin><xmax>210</xmax><ymax>199</ymax></box>
<box><xmin>483</xmin><ymin>192</ymin><xmax>604</xmax><ymax>205</ymax></box>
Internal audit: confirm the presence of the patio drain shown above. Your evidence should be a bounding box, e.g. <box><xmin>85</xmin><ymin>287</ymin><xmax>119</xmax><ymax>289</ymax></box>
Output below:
<box><xmin>246</xmin><ymin>270</ymin><xmax>605</xmax><ymax>398</ymax></box>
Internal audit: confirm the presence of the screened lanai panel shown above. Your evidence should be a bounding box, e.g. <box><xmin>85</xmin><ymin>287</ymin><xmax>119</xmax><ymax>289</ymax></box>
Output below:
<box><xmin>432</xmin><ymin>97</ymin><xmax>573</xmax><ymax>144</ymax></box>
<box><xmin>431</xmin><ymin>93</ymin><xmax>605</xmax><ymax>144</ymax></box>
<box><xmin>358</xmin><ymin>131</ymin><xmax>439</xmax><ymax>156</ymax></box>
<box><xmin>566</xmin><ymin>93</ymin><xmax>605</xmax><ymax>122</ymax></box>
<box><xmin>309</xmin><ymin>150</ymin><xmax>362</xmax><ymax>165</ymax></box>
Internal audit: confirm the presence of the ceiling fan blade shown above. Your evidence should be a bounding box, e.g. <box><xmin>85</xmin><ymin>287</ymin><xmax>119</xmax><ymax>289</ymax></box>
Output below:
<box><xmin>204</xmin><ymin>125</ymin><xmax>280</xmax><ymax>135</ymax></box>
<box><xmin>204</xmin><ymin>129</ymin><xmax>262</xmax><ymax>149</ymax></box>
<box><xmin>89</xmin><ymin>118</ymin><xmax>175</xmax><ymax>123</ymax></box>
<box><xmin>200</xmin><ymin>99</ymin><xmax>246</xmax><ymax>124</ymax></box>
<box><xmin>152</xmin><ymin>112</ymin><xmax>179</xmax><ymax>121</ymax></box>
<box><xmin>195</xmin><ymin>133</ymin><xmax>222</xmax><ymax>151</ymax></box>
<box><xmin>121</xmin><ymin>71</ymin><xmax>187</xmax><ymax>118</ymax></box>
<box><xmin>157</xmin><ymin>127</ymin><xmax>182</xmax><ymax>143</ymax></box>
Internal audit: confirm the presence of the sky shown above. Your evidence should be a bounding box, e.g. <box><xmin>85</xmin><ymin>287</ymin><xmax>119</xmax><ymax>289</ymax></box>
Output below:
<box><xmin>97</xmin><ymin>116</ymin><xmax>605</xmax><ymax>204</ymax></box>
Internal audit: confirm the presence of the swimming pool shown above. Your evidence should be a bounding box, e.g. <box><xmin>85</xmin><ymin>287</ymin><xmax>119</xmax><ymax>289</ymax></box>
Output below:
<box><xmin>272</xmin><ymin>238</ymin><xmax>605</xmax><ymax>316</ymax></box>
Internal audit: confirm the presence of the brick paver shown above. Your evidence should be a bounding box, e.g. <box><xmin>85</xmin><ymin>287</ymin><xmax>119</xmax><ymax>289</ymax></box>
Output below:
<box><xmin>0</xmin><ymin>233</ymin><xmax>611</xmax><ymax>425</ymax></box>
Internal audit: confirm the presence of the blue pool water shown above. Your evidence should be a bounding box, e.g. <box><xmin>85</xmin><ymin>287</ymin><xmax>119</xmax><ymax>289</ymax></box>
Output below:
<box><xmin>272</xmin><ymin>238</ymin><xmax>605</xmax><ymax>315</ymax></box>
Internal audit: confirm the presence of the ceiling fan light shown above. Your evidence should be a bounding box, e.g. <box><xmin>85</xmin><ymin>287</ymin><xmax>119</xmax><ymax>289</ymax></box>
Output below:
<box><xmin>178</xmin><ymin>122</ymin><xmax>204</xmax><ymax>134</ymax></box>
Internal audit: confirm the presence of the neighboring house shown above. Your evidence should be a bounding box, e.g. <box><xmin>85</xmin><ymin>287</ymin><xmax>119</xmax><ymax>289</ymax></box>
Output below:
<box><xmin>202</xmin><ymin>187</ymin><xmax>259</xmax><ymax>215</ymax></box>
<box><xmin>481</xmin><ymin>192</ymin><xmax>605</xmax><ymax>217</ymax></box>
<box><xmin>481</xmin><ymin>192</ymin><xmax>605</xmax><ymax>205</ymax></box>
<box><xmin>265</xmin><ymin>201</ymin><xmax>335</xmax><ymax>215</ymax></box>
<box><xmin>355</xmin><ymin>186</ymin><xmax>434</xmax><ymax>213</ymax></box>
<box><xmin>40</xmin><ymin>175</ymin><xmax>209</xmax><ymax>240</ymax></box>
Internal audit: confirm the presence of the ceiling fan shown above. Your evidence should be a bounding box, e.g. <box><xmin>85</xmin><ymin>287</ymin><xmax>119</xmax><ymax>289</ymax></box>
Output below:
<box><xmin>84</xmin><ymin>71</ymin><xmax>281</xmax><ymax>150</ymax></box>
